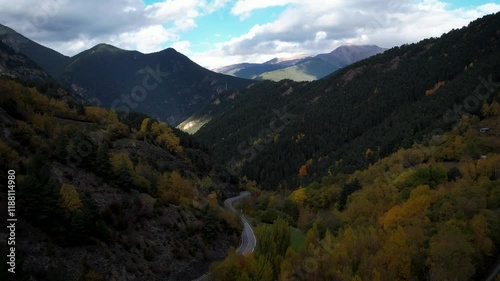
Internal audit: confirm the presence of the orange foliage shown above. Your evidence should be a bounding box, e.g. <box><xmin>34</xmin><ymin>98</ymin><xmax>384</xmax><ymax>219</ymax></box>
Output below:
<box><xmin>425</xmin><ymin>81</ymin><xmax>446</xmax><ymax>95</ymax></box>
<box><xmin>298</xmin><ymin>165</ymin><xmax>308</xmax><ymax>177</ymax></box>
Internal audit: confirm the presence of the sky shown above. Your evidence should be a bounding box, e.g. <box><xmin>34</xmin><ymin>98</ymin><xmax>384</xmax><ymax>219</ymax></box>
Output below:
<box><xmin>0</xmin><ymin>0</ymin><xmax>499</xmax><ymax>69</ymax></box>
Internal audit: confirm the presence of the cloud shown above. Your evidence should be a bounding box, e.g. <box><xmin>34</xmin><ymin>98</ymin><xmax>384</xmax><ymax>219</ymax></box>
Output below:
<box><xmin>145</xmin><ymin>0</ymin><xmax>200</xmax><ymax>22</ymax></box>
<box><xmin>0</xmin><ymin>0</ymin><xmax>498</xmax><ymax>70</ymax></box>
<box><xmin>171</xmin><ymin>40</ymin><xmax>192</xmax><ymax>55</ymax></box>
<box><xmin>0</xmin><ymin>0</ymin><xmax>230</xmax><ymax>55</ymax></box>
<box><xmin>112</xmin><ymin>25</ymin><xmax>176</xmax><ymax>54</ymax></box>
<box><xmin>231</xmin><ymin>0</ymin><xmax>295</xmax><ymax>18</ymax></box>
<box><xmin>192</xmin><ymin>0</ymin><xmax>500</xmax><ymax>68</ymax></box>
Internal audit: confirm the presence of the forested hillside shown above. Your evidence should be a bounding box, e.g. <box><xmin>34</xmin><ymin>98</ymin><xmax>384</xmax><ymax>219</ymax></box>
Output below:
<box><xmin>194</xmin><ymin>12</ymin><xmax>500</xmax><ymax>190</ymax></box>
<box><xmin>0</xmin><ymin>44</ymin><xmax>242</xmax><ymax>281</ymax></box>
<box><xmin>210</xmin><ymin>109</ymin><xmax>500</xmax><ymax>281</ymax></box>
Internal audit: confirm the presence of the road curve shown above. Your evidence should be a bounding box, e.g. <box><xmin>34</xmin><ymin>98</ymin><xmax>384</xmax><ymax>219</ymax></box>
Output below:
<box><xmin>224</xmin><ymin>191</ymin><xmax>257</xmax><ymax>255</ymax></box>
<box><xmin>192</xmin><ymin>191</ymin><xmax>256</xmax><ymax>281</ymax></box>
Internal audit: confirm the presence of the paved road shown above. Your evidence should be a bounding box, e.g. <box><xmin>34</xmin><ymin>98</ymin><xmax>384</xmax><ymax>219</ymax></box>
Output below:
<box><xmin>192</xmin><ymin>191</ymin><xmax>256</xmax><ymax>281</ymax></box>
<box><xmin>484</xmin><ymin>259</ymin><xmax>500</xmax><ymax>281</ymax></box>
<box><xmin>223</xmin><ymin>191</ymin><xmax>256</xmax><ymax>255</ymax></box>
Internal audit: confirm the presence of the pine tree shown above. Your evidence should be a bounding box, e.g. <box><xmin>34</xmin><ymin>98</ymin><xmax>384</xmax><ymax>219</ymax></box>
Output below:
<box><xmin>94</xmin><ymin>142</ymin><xmax>111</xmax><ymax>177</ymax></box>
<box><xmin>19</xmin><ymin>152</ymin><xmax>64</xmax><ymax>229</ymax></box>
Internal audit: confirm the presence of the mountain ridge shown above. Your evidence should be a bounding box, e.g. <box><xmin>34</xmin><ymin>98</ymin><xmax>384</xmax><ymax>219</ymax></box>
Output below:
<box><xmin>214</xmin><ymin>45</ymin><xmax>387</xmax><ymax>81</ymax></box>
<box><xmin>0</xmin><ymin>23</ymin><xmax>254</xmax><ymax>125</ymax></box>
<box><xmin>192</xmin><ymin>12</ymin><xmax>500</xmax><ymax>189</ymax></box>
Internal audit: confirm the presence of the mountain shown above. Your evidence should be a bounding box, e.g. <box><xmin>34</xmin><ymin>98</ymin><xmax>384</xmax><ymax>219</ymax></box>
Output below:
<box><xmin>190</xmin><ymin>12</ymin><xmax>500</xmax><ymax>190</ymax></box>
<box><xmin>316</xmin><ymin>44</ymin><xmax>387</xmax><ymax>66</ymax></box>
<box><xmin>0</xmin><ymin>24</ymin><xmax>253</xmax><ymax>125</ymax></box>
<box><xmin>0</xmin><ymin>24</ymin><xmax>69</xmax><ymax>77</ymax></box>
<box><xmin>0</xmin><ymin>45</ymin><xmax>243</xmax><ymax>280</ymax></box>
<box><xmin>214</xmin><ymin>45</ymin><xmax>386</xmax><ymax>81</ymax></box>
<box><xmin>255</xmin><ymin>45</ymin><xmax>387</xmax><ymax>82</ymax></box>
<box><xmin>0</xmin><ymin>40</ymin><xmax>50</xmax><ymax>82</ymax></box>
<box><xmin>214</xmin><ymin>62</ymin><xmax>295</xmax><ymax>80</ymax></box>
<box><xmin>255</xmin><ymin>57</ymin><xmax>341</xmax><ymax>82</ymax></box>
<box><xmin>262</xmin><ymin>54</ymin><xmax>310</xmax><ymax>66</ymax></box>
<box><xmin>213</xmin><ymin>54</ymin><xmax>310</xmax><ymax>78</ymax></box>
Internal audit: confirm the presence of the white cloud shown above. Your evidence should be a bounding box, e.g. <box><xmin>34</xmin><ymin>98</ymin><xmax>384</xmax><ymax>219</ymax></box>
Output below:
<box><xmin>171</xmin><ymin>40</ymin><xmax>192</xmax><ymax>55</ymax></box>
<box><xmin>113</xmin><ymin>25</ymin><xmax>175</xmax><ymax>54</ymax></box>
<box><xmin>0</xmin><ymin>0</ymin><xmax>231</xmax><ymax>56</ymax></box>
<box><xmin>0</xmin><ymin>0</ymin><xmax>498</xmax><ymax>71</ymax></box>
<box><xmin>193</xmin><ymin>0</ymin><xmax>500</xmax><ymax>68</ymax></box>
<box><xmin>145</xmin><ymin>0</ymin><xmax>200</xmax><ymax>22</ymax></box>
<box><xmin>231</xmin><ymin>0</ymin><xmax>295</xmax><ymax>18</ymax></box>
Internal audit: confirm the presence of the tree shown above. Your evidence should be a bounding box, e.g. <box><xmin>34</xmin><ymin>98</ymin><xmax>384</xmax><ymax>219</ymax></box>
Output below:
<box><xmin>0</xmin><ymin>139</ymin><xmax>19</xmax><ymax>170</ymax></box>
<box><xmin>339</xmin><ymin>179</ymin><xmax>361</xmax><ymax>210</ymax></box>
<box><xmin>158</xmin><ymin>171</ymin><xmax>195</xmax><ymax>205</ymax></box>
<box><xmin>84</xmin><ymin>106</ymin><xmax>109</xmax><ymax>123</ymax></box>
<box><xmin>107</xmin><ymin>122</ymin><xmax>129</xmax><ymax>140</ymax></box>
<box><xmin>60</xmin><ymin>184</ymin><xmax>83</xmax><ymax>213</ymax></box>
<box><xmin>298</xmin><ymin>165</ymin><xmax>308</xmax><ymax>177</ymax></box>
<box><xmin>94</xmin><ymin>142</ymin><xmax>111</xmax><ymax>177</ymax></box>
<box><xmin>412</xmin><ymin>165</ymin><xmax>447</xmax><ymax>189</ymax></box>
<box><xmin>427</xmin><ymin>221</ymin><xmax>476</xmax><ymax>281</ymax></box>
<box><xmin>18</xmin><ymin>152</ymin><xmax>64</xmax><ymax>228</ymax></box>
<box><xmin>255</xmin><ymin>218</ymin><xmax>291</xmax><ymax>279</ymax></box>
<box><xmin>377</xmin><ymin>227</ymin><xmax>411</xmax><ymax>281</ymax></box>
<box><xmin>138</xmin><ymin>118</ymin><xmax>151</xmax><ymax>139</ymax></box>
<box><xmin>210</xmin><ymin>248</ymin><xmax>244</xmax><ymax>281</ymax></box>
<box><xmin>110</xmin><ymin>152</ymin><xmax>134</xmax><ymax>189</ymax></box>
<box><xmin>289</xmin><ymin>188</ymin><xmax>307</xmax><ymax>205</ymax></box>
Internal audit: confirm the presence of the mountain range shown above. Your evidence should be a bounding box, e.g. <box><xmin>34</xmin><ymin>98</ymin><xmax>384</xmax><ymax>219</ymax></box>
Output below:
<box><xmin>0</xmin><ymin>24</ymin><xmax>253</xmax><ymax>125</ymax></box>
<box><xmin>214</xmin><ymin>45</ymin><xmax>387</xmax><ymax>81</ymax></box>
<box><xmin>1</xmin><ymin>10</ymin><xmax>500</xmax><ymax>281</ymax></box>
<box><xmin>188</xmin><ymin>12</ymin><xmax>500</xmax><ymax>189</ymax></box>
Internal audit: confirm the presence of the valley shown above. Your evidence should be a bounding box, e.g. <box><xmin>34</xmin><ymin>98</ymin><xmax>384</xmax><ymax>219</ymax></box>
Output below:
<box><xmin>0</xmin><ymin>8</ymin><xmax>499</xmax><ymax>281</ymax></box>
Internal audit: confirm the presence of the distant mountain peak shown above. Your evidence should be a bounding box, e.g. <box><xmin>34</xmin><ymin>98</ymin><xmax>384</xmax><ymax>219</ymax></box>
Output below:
<box><xmin>316</xmin><ymin>44</ymin><xmax>387</xmax><ymax>67</ymax></box>
<box><xmin>264</xmin><ymin>54</ymin><xmax>309</xmax><ymax>65</ymax></box>
<box><xmin>215</xmin><ymin>44</ymin><xmax>387</xmax><ymax>82</ymax></box>
<box><xmin>88</xmin><ymin>43</ymin><xmax>126</xmax><ymax>53</ymax></box>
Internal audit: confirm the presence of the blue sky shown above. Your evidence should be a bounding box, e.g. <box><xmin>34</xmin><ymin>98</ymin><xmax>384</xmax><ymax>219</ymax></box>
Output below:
<box><xmin>0</xmin><ymin>0</ymin><xmax>499</xmax><ymax>68</ymax></box>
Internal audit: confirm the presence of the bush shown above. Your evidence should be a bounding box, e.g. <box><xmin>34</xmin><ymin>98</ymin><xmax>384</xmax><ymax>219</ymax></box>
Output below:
<box><xmin>447</xmin><ymin>167</ymin><xmax>462</xmax><ymax>181</ymax></box>
<box><xmin>413</xmin><ymin>165</ymin><xmax>447</xmax><ymax>189</ymax></box>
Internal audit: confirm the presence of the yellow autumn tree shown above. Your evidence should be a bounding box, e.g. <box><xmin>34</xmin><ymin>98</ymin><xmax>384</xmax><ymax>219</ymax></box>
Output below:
<box><xmin>289</xmin><ymin>188</ymin><xmax>307</xmax><ymax>205</ymax></box>
<box><xmin>85</xmin><ymin>106</ymin><xmax>109</xmax><ymax>123</ymax></box>
<box><xmin>158</xmin><ymin>171</ymin><xmax>195</xmax><ymax>205</ymax></box>
<box><xmin>156</xmin><ymin>131</ymin><xmax>182</xmax><ymax>153</ymax></box>
<box><xmin>137</xmin><ymin>118</ymin><xmax>151</xmax><ymax>139</ymax></box>
<box><xmin>150</xmin><ymin>121</ymin><xmax>183</xmax><ymax>153</ymax></box>
<box><xmin>60</xmin><ymin>184</ymin><xmax>83</xmax><ymax>213</ymax></box>
<box><xmin>377</xmin><ymin>227</ymin><xmax>412</xmax><ymax>281</ymax></box>
<box><xmin>208</xmin><ymin>192</ymin><xmax>218</xmax><ymax>210</ymax></box>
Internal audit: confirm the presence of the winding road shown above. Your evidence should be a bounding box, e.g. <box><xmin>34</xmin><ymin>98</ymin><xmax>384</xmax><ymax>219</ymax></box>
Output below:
<box><xmin>223</xmin><ymin>191</ymin><xmax>257</xmax><ymax>255</ymax></box>
<box><xmin>192</xmin><ymin>191</ymin><xmax>256</xmax><ymax>281</ymax></box>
